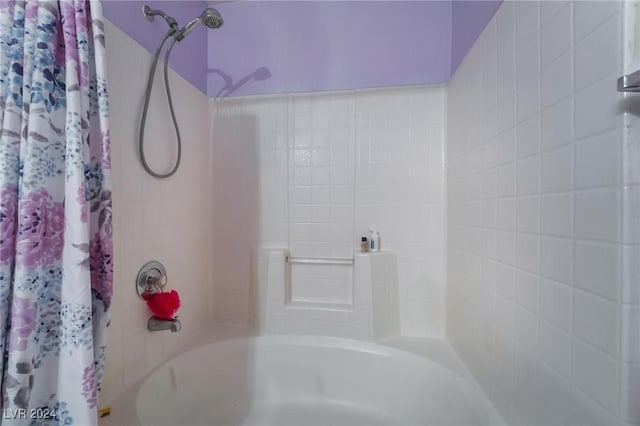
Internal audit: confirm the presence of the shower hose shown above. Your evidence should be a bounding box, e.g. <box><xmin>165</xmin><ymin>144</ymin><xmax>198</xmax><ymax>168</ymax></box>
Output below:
<box><xmin>139</xmin><ymin>30</ymin><xmax>181</xmax><ymax>178</ymax></box>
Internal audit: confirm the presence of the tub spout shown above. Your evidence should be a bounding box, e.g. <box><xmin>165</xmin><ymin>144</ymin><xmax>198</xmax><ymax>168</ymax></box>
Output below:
<box><xmin>147</xmin><ymin>316</ymin><xmax>182</xmax><ymax>332</ymax></box>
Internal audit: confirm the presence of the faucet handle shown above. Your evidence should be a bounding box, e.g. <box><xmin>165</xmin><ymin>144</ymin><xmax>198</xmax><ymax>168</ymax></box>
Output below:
<box><xmin>136</xmin><ymin>261</ymin><xmax>168</xmax><ymax>298</ymax></box>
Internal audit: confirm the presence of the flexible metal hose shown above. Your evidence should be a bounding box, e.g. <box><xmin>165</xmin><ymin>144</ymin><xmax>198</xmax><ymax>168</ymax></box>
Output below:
<box><xmin>139</xmin><ymin>30</ymin><xmax>182</xmax><ymax>178</ymax></box>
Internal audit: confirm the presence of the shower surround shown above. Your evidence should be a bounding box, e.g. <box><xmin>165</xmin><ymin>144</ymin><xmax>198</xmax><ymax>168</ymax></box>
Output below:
<box><xmin>211</xmin><ymin>87</ymin><xmax>447</xmax><ymax>337</ymax></box>
<box><xmin>99</xmin><ymin>1</ymin><xmax>639</xmax><ymax>425</ymax></box>
<box><xmin>447</xmin><ymin>1</ymin><xmax>638</xmax><ymax>425</ymax></box>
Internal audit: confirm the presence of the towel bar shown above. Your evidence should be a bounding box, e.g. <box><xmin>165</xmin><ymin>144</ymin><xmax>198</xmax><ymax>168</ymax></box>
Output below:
<box><xmin>286</xmin><ymin>256</ymin><xmax>354</xmax><ymax>265</ymax></box>
<box><xmin>618</xmin><ymin>69</ymin><xmax>640</xmax><ymax>92</ymax></box>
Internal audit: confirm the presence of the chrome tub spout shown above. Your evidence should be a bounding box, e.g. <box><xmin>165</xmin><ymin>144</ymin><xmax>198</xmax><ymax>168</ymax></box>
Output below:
<box><xmin>147</xmin><ymin>316</ymin><xmax>181</xmax><ymax>332</ymax></box>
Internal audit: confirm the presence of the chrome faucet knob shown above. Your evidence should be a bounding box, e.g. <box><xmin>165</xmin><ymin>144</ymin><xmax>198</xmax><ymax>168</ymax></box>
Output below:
<box><xmin>136</xmin><ymin>261</ymin><xmax>168</xmax><ymax>298</ymax></box>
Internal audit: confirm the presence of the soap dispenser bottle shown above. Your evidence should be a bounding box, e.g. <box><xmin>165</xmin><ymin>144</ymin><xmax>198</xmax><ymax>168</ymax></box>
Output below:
<box><xmin>369</xmin><ymin>229</ymin><xmax>380</xmax><ymax>252</ymax></box>
<box><xmin>361</xmin><ymin>237</ymin><xmax>369</xmax><ymax>253</ymax></box>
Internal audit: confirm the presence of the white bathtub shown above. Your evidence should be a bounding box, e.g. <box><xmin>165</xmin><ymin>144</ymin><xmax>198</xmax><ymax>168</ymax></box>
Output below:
<box><xmin>103</xmin><ymin>327</ymin><xmax>504</xmax><ymax>426</ymax></box>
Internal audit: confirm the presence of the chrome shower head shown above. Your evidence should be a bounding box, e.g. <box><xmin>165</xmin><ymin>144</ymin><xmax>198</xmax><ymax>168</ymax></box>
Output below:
<box><xmin>174</xmin><ymin>7</ymin><xmax>223</xmax><ymax>41</ymax></box>
<box><xmin>201</xmin><ymin>8</ymin><xmax>223</xmax><ymax>29</ymax></box>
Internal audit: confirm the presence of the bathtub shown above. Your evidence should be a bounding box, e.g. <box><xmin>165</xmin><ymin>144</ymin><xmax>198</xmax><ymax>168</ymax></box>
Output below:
<box><xmin>102</xmin><ymin>326</ymin><xmax>504</xmax><ymax>426</ymax></box>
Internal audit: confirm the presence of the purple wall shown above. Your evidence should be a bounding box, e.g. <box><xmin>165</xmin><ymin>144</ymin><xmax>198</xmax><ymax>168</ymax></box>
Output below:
<box><xmin>102</xmin><ymin>0</ymin><xmax>208</xmax><ymax>94</ymax></box>
<box><xmin>102</xmin><ymin>0</ymin><xmax>501</xmax><ymax>98</ymax></box>
<box><xmin>207</xmin><ymin>1</ymin><xmax>452</xmax><ymax>97</ymax></box>
<box><xmin>451</xmin><ymin>0</ymin><xmax>502</xmax><ymax>75</ymax></box>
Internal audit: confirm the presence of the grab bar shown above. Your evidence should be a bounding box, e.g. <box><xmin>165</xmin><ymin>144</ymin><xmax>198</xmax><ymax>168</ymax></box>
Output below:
<box><xmin>286</xmin><ymin>256</ymin><xmax>354</xmax><ymax>265</ymax></box>
<box><xmin>618</xmin><ymin>69</ymin><xmax>640</xmax><ymax>92</ymax></box>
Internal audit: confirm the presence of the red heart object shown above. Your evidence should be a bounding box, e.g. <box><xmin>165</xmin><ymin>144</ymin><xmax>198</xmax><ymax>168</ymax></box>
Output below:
<box><xmin>142</xmin><ymin>290</ymin><xmax>181</xmax><ymax>320</ymax></box>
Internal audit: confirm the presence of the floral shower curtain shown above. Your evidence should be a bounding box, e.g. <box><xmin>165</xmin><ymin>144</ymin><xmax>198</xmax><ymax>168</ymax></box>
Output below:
<box><xmin>0</xmin><ymin>1</ymin><xmax>111</xmax><ymax>424</ymax></box>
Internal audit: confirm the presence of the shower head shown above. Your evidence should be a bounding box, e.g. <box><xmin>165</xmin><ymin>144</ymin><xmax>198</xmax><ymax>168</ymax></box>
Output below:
<box><xmin>174</xmin><ymin>8</ymin><xmax>223</xmax><ymax>41</ymax></box>
<box><xmin>201</xmin><ymin>8</ymin><xmax>224</xmax><ymax>29</ymax></box>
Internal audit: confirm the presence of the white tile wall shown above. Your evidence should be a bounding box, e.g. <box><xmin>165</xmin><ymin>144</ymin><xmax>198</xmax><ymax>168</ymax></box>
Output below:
<box><xmin>355</xmin><ymin>88</ymin><xmax>447</xmax><ymax>336</ymax></box>
<box><xmin>211</xmin><ymin>86</ymin><xmax>446</xmax><ymax>336</ymax></box>
<box><xmin>288</xmin><ymin>94</ymin><xmax>356</xmax><ymax>305</ymax></box>
<box><xmin>289</xmin><ymin>94</ymin><xmax>355</xmax><ymax>260</ymax></box>
<box><xmin>103</xmin><ymin>21</ymin><xmax>213</xmax><ymax>403</ymax></box>
<box><xmin>447</xmin><ymin>1</ymin><xmax>633</xmax><ymax>425</ymax></box>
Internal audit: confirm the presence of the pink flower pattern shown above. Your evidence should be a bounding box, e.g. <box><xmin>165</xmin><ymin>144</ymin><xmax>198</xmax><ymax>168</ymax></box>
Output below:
<box><xmin>0</xmin><ymin>184</ymin><xmax>18</xmax><ymax>264</ymax></box>
<box><xmin>102</xmin><ymin>130</ymin><xmax>111</xmax><ymax>169</ymax></box>
<box><xmin>9</xmin><ymin>296</ymin><xmax>37</xmax><ymax>351</ymax></box>
<box><xmin>90</xmin><ymin>233</ymin><xmax>113</xmax><ymax>308</ymax></box>
<box><xmin>81</xmin><ymin>365</ymin><xmax>98</xmax><ymax>408</ymax></box>
<box><xmin>77</xmin><ymin>184</ymin><xmax>88</xmax><ymax>223</ymax></box>
<box><xmin>15</xmin><ymin>189</ymin><xmax>65</xmax><ymax>270</ymax></box>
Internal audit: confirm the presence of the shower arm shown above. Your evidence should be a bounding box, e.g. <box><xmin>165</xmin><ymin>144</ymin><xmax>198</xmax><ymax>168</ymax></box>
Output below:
<box><xmin>143</xmin><ymin>5</ymin><xmax>179</xmax><ymax>31</ymax></box>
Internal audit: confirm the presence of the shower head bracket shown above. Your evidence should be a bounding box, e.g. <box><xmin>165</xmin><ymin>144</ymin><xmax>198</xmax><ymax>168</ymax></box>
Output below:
<box><xmin>143</xmin><ymin>5</ymin><xmax>154</xmax><ymax>22</ymax></box>
<box><xmin>143</xmin><ymin>5</ymin><xmax>179</xmax><ymax>30</ymax></box>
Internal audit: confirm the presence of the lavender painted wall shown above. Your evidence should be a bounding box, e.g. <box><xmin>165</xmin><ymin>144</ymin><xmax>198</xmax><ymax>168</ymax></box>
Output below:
<box><xmin>451</xmin><ymin>0</ymin><xmax>502</xmax><ymax>74</ymax></box>
<box><xmin>101</xmin><ymin>0</ymin><xmax>501</xmax><ymax>98</ymax></box>
<box><xmin>102</xmin><ymin>0</ymin><xmax>208</xmax><ymax>93</ymax></box>
<box><xmin>207</xmin><ymin>1</ymin><xmax>452</xmax><ymax>97</ymax></box>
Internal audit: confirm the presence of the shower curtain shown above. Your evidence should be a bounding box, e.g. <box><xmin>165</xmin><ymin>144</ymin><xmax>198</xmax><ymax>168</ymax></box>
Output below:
<box><xmin>0</xmin><ymin>1</ymin><xmax>111</xmax><ymax>424</ymax></box>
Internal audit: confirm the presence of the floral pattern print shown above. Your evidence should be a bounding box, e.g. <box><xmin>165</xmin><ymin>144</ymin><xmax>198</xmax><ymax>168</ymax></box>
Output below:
<box><xmin>15</xmin><ymin>189</ymin><xmax>65</xmax><ymax>269</ymax></box>
<box><xmin>81</xmin><ymin>365</ymin><xmax>97</xmax><ymax>408</ymax></box>
<box><xmin>0</xmin><ymin>183</ymin><xmax>17</xmax><ymax>263</ymax></box>
<box><xmin>8</xmin><ymin>296</ymin><xmax>36</xmax><ymax>351</ymax></box>
<box><xmin>89</xmin><ymin>233</ymin><xmax>112</xmax><ymax>310</ymax></box>
<box><xmin>0</xmin><ymin>1</ymin><xmax>111</xmax><ymax>425</ymax></box>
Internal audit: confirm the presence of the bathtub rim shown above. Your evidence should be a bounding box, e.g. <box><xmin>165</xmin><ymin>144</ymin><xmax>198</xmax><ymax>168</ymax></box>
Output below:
<box><xmin>100</xmin><ymin>324</ymin><xmax>505</xmax><ymax>426</ymax></box>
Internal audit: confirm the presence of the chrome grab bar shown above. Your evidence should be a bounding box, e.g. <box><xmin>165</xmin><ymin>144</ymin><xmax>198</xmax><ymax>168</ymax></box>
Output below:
<box><xmin>286</xmin><ymin>256</ymin><xmax>354</xmax><ymax>265</ymax></box>
<box><xmin>618</xmin><ymin>69</ymin><xmax>640</xmax><ymax>92</ymax></box>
